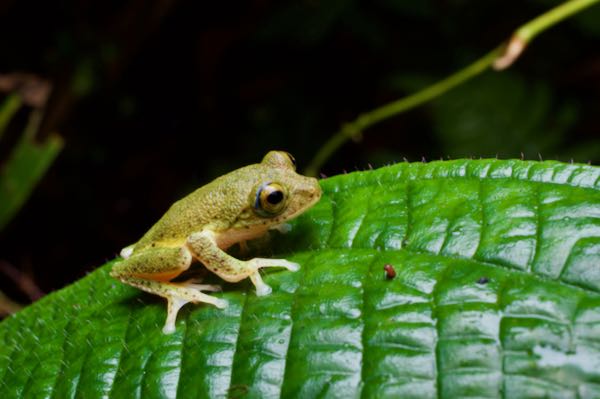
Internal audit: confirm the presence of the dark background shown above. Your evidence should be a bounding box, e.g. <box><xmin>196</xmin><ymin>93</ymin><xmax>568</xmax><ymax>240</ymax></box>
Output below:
<box><xmin>1</xmin><ymin>0</ymin><xmax>599</xmax><ymax>307</ymax></box>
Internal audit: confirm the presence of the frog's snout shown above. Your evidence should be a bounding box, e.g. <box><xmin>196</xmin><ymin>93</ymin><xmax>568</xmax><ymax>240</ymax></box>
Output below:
<box><xmin>312</xmin><ymin>179</ymin><xmax>322</xmax><ymax>200</ymax></box>
<box><xmin>299</xmin><ymin>176</ymin><xmax>322</xmax><ymax>205</ymax></box>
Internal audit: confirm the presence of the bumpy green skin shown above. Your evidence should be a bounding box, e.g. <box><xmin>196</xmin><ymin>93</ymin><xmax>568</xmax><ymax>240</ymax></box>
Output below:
<box><xmin>130</xmin><ymin>153</ymin><xmax>320</xmax><ymax>252</ymax></box>
<box><xmin>2</xmin><ymin>159</ymin><xmax>600</xmax><ymax>399</ymax></box>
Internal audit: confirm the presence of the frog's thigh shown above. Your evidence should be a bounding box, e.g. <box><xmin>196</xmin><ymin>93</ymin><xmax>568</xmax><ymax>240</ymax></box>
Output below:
<box><xmin>111</xmin><ymin>246</ymin><xmax>192</xmax><ymax>281</ymax></box>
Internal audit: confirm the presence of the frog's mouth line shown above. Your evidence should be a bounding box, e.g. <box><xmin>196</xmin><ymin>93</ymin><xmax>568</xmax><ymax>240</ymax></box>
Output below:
<box><xmin>280</xmin><ymin>187</ymin><xmax>322</xmax><ymax>222</ymax></box>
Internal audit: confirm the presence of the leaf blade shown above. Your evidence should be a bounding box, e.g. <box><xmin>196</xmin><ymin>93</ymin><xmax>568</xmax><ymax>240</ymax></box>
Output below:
<box><xmin>2</xmin><ymin>159</ymin><xmax>600</xmax><ymax>398</ymax></box>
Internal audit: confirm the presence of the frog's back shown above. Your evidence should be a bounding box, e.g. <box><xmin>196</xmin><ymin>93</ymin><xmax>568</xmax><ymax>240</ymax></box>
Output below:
<box><xmin>132</xmin><ymin>167</ymin><xmax>254</xmax><ymax>251</ymax></box>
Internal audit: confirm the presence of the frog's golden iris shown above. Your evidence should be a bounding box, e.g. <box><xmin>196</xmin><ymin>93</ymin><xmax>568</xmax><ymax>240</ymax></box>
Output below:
<box><xmin>254</xmin><ymin>182</ymin><xmax>287</xmax><ymax>216</ymax></box>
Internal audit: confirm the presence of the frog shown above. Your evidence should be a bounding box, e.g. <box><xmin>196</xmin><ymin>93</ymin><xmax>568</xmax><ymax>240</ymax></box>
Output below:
<box><xmin>111</xmin><ymin>151</ymin><xmax>321</xmax><ymax>334</ymax></box>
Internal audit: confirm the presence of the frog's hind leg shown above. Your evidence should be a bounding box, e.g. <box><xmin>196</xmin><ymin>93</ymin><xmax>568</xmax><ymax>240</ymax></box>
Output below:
<box><xmin>117</xmin><ymin>275</ymin><xmax>227</xmax><ymax>334</ymax></box>
<box><xmin>111</xmin><ymin>246</ymin><xmax>227</xmax><ymax>334</ymax></box>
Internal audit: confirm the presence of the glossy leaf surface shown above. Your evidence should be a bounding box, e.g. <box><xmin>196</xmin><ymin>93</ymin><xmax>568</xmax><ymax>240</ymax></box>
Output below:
<box><xmin>2</xmin><ymin>159</ymin><xmax>600</xmax><ymax>398</ymax></box>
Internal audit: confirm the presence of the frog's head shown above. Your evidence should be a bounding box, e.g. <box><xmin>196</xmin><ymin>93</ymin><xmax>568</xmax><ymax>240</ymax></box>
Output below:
<box><xmin>254</xmin><ymin>150</ymin><xmax>321</xmax><ymax>219</ymax></box>
<box><xmin>229</xmin><ymin>151</ymin><xmax>321</xmax><ymax>234</ymax></box>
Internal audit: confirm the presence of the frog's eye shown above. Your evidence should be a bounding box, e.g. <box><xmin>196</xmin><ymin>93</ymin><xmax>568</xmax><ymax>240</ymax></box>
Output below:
<box><xmin>255</xmin><ymin>182</ymin><xmax>287</xmax><ymax>216</ymax></box>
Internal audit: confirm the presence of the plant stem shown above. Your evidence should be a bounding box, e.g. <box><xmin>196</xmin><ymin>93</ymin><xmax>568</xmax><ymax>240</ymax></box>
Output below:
<box><xmin>305</xmin><ymin>48</ymin><xmax>501</xmax><ymax>177</ymax></box>
<box><xmin>495</xmin><ymin>0</ymin><xmax>600</xmax><ymax>69</ymax></box>
<box><xmin>520</xmin><ymin>0</ymin><xmax>599</xmax><ymax>42</ymax></box>
<box><xmin>305</xmin><ymin>0</ymin><xmax>600</xmax><ymax>176</ymax></box>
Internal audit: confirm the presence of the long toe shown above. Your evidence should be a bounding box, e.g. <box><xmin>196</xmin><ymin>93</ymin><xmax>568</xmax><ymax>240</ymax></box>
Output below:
<box><xmin>214</xmin><ymin>298</ymin><xmax>228</xmax><ymax>309</ymax></box>
<box><xmin>163</xmin><ymin>296</ymin><xmax>190</xmax><ymax>334</ymax></box>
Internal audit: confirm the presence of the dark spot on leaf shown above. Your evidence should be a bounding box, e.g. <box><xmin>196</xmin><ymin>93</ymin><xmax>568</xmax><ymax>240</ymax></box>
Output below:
<box><xmin>384</xmin><ymin>264</ymin><xmax>396</xmax><ymax>279</ymax></box>
<box><xmin>228</xmin><ymin>384</ymin><xmax>249</xmax><ymax>399</ymax></box>
<box><xmin>477</xmin><ymin>277</ymin><xmax>489</xmax><ymax>285</ymax></box>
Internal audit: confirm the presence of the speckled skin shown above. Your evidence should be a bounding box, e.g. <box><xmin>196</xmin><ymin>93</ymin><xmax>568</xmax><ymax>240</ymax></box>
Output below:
<box><xmin>111</xmin><ymin>151</ymin><xmax>321</xmax><ymax>334</ymax></box>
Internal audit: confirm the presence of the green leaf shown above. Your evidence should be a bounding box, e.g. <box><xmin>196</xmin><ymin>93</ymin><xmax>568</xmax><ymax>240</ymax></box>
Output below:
<box><xmin>2</xmin><ymin>159</ymin><xmax>600</xmax><ymax>398</ymax></box>
<box><xmin>0</xmin><ymin>95</ymin><xmax>64</xmax><ymax>230</ymax></box>
<box><xmin>0</xmin><ymin>133</ymin><xmax>63</xmax><ymax>230</ymax></box>
<box><xmin>0</xmin><ymin>94</ymin><xmax>21</xmax><ymax>139</ymax></box>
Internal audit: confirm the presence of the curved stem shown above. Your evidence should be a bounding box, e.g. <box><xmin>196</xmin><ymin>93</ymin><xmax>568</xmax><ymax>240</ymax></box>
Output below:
<box><xmin>519</xmin><ymin>0</ymin><xmax>599</xmax><ymax>42</ymax></box>
<box><xmin>304</xmin><ymin>48</ymin><xmax>501</xmax><ymax>176</ymax></box>
<box><xmin>305</xmin><ymin>0</ymin><xmax>600</xmax><ymax>176</ymax></box>
<box><xmin>495</xmin><ymin>0</ymin><xmax>600</xmax><ymax>69</ymax></box>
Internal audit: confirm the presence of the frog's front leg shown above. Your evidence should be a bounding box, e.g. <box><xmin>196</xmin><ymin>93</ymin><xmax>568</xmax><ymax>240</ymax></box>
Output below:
<box><xmin>111</xmin><ymin>246</ymin><xmax>227</xmax><ymax>334</ymax></box>
<box><xmin>186</xmin><ymin>230</ymin><xmax>300</xmax><ymax>296</ymax></box>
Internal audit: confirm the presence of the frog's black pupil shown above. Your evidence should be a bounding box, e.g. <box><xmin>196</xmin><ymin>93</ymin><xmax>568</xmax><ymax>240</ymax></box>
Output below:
<box><xmin>267</xmin><ymin>190</ymin><xmax>284</xmax><ymax>205</ymax></box>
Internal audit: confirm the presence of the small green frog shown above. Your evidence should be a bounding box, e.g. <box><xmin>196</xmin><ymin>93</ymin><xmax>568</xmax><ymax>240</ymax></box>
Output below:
<box><xmin>111</xmin><ymin>151</ymin><xmax>321</xmax><ymax>333</ymax></box>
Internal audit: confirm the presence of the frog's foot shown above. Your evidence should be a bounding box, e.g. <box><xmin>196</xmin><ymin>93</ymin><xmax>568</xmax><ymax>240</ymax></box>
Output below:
<box><xmin>162</xmin><ymin>281</ymin><xmax>228</xmax><ymax>334</ymax></box>
<box><xmin>164</xmin><ymin>296</ymin><xmax>190</xmax><ymax>334</ymax></box>
<box><xmin>118</xmin><ymin>275</ymin><xmax>227</xmax><ymax>334</ymax></box>
<box><xmin>164</xmin><ymin>290</ymin><xmax>227</xmax><ymax>334</ymax></box>
<box><xmin>246</xmin><ymin>258</ymin><xmax>300</xmax><ymax>296</ymax></box>
<box><xmin>250</xmin><ymin>272</ymin><xmax>272</xmax><ymax>296</ymax></box>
